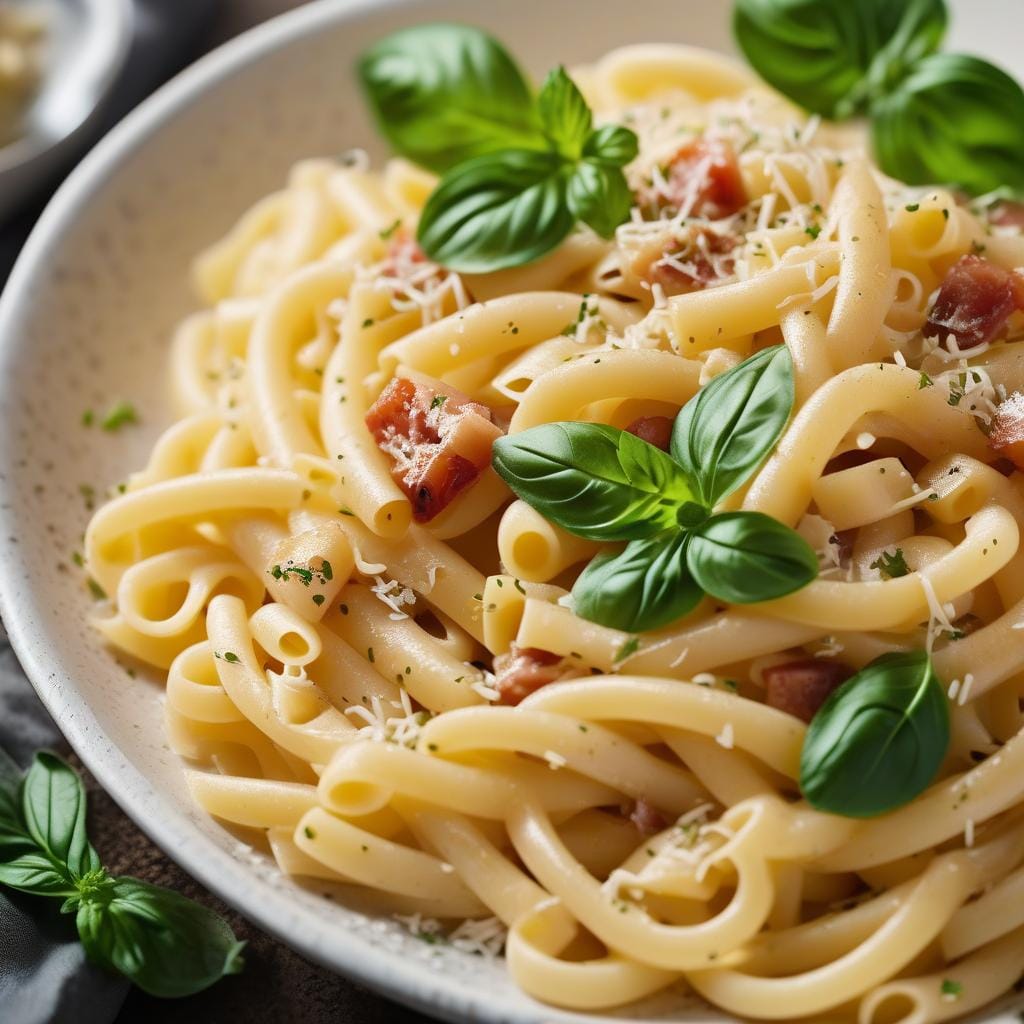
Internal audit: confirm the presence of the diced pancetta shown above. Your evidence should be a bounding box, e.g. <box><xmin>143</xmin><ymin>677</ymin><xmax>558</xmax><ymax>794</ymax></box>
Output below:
<box><xmin>624</xmin><ymin>415</ymin><xmax>674</xmax><ymax>452</ymax></box>
<box><xmin>622</xmin><ymin>224</ymin><xmax>739</xmax><ymax>298</ymax></box>
<box><xmin>988</xmin><ymin>391</ymin><xmax>1024</xmax><ymax>470</ymax></box>
<box><xmin>636</xmin><ymin>138</ymin><xmax>748</xmax><ymax>220</ymax></box>
<box><xmin>365</xmin><ymin>371</ymin><xmax>502</xmax><ymax>522</ymax></box>
<box><xmin>492</xmin><ymin>645</ymin><xmax>568</xmax><ymax>706</ymax></box>
<box><xmin>987</xmin><ymin>200</ymin><xmax>1024</xmax><ymax>230</ymax></box>
<box><xmin>762</xmin><ymin>659</ymin><xmax>852</xmax><ymax>723</ymax></box>
<box><xmin>629</xmin><ymin>798</ymin><xmax>668</xmax><ymax>836</ymax></box>
<box><xmin>924</xmin><ymin>254</ymin><xmax>1024</xmax><ymax>349</ymax></box>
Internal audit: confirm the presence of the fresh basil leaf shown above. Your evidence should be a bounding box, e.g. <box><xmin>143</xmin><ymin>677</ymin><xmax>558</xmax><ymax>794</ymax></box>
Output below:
<box><xmin>733</xmin><ymin>0</ymin><xmax>947</xmax><ymax>119</ymax></box>
<box><xmin>583</xmin><ymin>124</ymin><xmax>639</xmax><ymax>168</ymax></box>
<box><xmin>686</xmin><ymin>511</ymin><xmax>818</xmax><ymax>603</ymax></box>
<box><xmin>537</xmin><ymin>66</ymin><xmax>591</xmax><ymax>159</ymax></box>
<box><xmin>76</xmin><ymin>877</ymin><xmax>245</xmax><ymax>998</ymax></box>
<box><xmin>871</xmin><ymin>54</ymin><xmax>1024</xmax><ymax>196</ymax></box>
<box><xmin>492</xmin><ymin>422</ymin><xmax>699</xmax><ymax>541</ymax></box>
<box><xmin>0</xmin><ymin>850</ymin><xmax>77</xmax><ymax>897</ymax></box>
<box><xmin>417</xmin><ymin>149</ymin><xmax>575</xmax><ymax>273</ymax></box>
<box><xmin>357</xmin><ymin>23</ymin><xmax>542</xmax><ymax>173</ymax></box>
<box><xmin>21</xmin><ymin>752</ymin><xmax>100</xmax><ymax>881</ymax></box>
<box><xmin>800</xmin><ymin>650</ymin><xmax>949</xmax><ymax>817</ymax></box>
<box><xmin>670</xmin><ymin>345</ymin><xmax>794</xmax><ymax>507</ymax></box>
<box><xmin>572</xmin><ymin>532</ymin><xmax>703</xmax><ymax>632</ymax></box>
<box><xmin>567</xmin><ymin>161</ymin><xmax>633</xmax><ymax>239</ymax></box>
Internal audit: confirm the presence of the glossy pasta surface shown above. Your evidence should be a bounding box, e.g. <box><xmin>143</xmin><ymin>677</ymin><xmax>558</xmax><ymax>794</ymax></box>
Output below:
<box><xmin>83</xmin><ymin>43</ymin><xmax>1024</xmax><ymax>1024</ymax></box>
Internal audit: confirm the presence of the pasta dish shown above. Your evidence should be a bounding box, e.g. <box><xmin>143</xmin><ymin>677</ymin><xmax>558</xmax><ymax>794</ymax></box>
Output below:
<box><xmin>81</xmin><ymin>24</ymin><xmax>1024</xmax><ymax>1024</ymax></box>
<box><xmin>0</xmin><ymin>4</ymin><xmax>45</xmax><ymax>148</ymax></box>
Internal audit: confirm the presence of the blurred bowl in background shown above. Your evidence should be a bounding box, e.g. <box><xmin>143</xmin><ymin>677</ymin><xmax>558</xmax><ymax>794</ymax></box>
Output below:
<box><xmin>0</xmin><ymin>0</ymin><xmax>133</xmax><ymax>224</ymax></box>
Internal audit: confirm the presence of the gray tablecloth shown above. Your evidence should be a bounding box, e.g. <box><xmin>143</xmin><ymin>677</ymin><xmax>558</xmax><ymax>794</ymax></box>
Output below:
<box><xmin>0</xmin><ymin>3</ymin><xmax>431</xmax><ymax>1022</ymax></box>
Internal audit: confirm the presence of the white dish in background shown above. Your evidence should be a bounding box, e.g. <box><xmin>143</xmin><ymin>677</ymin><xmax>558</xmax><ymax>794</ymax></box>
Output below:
<box><xmin>0</xmin><ymin>0</ymin><xmax>134</xmax><ymax>223</ymax></box>
<box><xmin>0</xmin><ymin>0</ymin><xmax>1021</xmax><ymax>1021</ymax></box>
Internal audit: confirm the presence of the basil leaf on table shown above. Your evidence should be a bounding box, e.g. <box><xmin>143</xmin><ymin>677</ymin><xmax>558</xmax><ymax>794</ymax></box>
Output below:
<box><xmin>567</xmin><ymin>160</ymin><xmax>634</xmax><ymax>239</ymax></box>
<box><xmin>572</xmin><ymin>532</ymin><xmax>703</xmax><ymax>632</ymax></box>
<box><xmin>871</xmin><ymin>54</ymin><xmax>1024</xmax><ymax>196</ymax></box>
<box><xmin>21</xmin><ymin>751</ymin><xmax>100</xmax><ymax>881</ymax></box>
<box><xmin>417</xmin><ymin>149</ymin><xmax>575</xmax><ymax>273</ymax></box>
<box><xmin>0</xmin><ymin>745</ymin><xmax>245</xmax><ymax>997</ymax></box>
<box><xmin>733</xmin><ymin>0</ymin><xmax>947</xmax><ymax>119</ymax></box>
<box><xmin>76</xmin><ymin>877</ymin><xmax>246</xmax><ymax>998</ymax></box>
<box><xmin>670</xmin><ymin>344</ymin><xmax>794</xmax><ymax>507</ymax></box>
<box><xmin>686</xmin><ymin>511</ymin><xmax>819</xmax><ymax>603</ymax></box>
<box><xmin>800</xmin><ymin>650</ymin><xmax>949</xmax><ymax>817</ymax></box>
<box><xmin>537</xmin><ymin>66</ymin><xmax>592</xmax><ymax>158</ymax></box>
<box><xmin>492</xmin><ymin>422</ymin><xmax>698</xmax><ymax>541</ymax></box>
<box><xmin>357</xmin><ymin>23</ymin><xmax>541</xmax><ymax>173</ymax></box>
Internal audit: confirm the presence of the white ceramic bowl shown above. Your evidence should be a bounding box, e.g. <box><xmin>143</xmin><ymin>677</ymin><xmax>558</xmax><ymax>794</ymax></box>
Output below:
<box><xmin>0</xmin><ymin>1</ymin><xmax>1021</xmax><ymax>1021</ymax></box>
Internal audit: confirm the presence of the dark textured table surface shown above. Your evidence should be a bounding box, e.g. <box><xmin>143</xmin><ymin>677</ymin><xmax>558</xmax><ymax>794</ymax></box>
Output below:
<box><xmin>0</xmin><ymin>3</ymin><xmax>431</xmax><ymax>1021</ymax></box>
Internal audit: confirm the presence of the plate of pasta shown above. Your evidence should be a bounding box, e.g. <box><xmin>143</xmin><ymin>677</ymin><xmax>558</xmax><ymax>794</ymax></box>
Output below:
<box><xmin>3</xmin><ymin>0</ymin><xmax>1024</xmax><ymax>1021</ymax></box>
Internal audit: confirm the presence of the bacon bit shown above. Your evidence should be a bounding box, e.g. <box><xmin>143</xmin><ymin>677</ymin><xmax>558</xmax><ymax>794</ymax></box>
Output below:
<box><xmin>988</xmin><ymin>200</ymin><xmax>1024</xmax><ymax>230</ymax></box>
<box><xmin>638</xmin><ymin>138</ymin><xmax>747</xmax><ymax>220</ymax></box>
<box><xmin>629</xmin><ymin>798</ymin><xmax>668</xmax><ymax>836</ymax></box>
<box><xmin>385</xmin><ymin>228</ymin><xmax>429</xmax><ymax>268</ymax></box>
<box><xmin>924</xmin><ymin>255</ymin><xmax>1024</xmax><ymax>349</ymax></box>
<box><xmin>988</xmin><ymin>392</ymin><xmax>1024</xmax><ymax>471</ymax></box>
<box><xmin>763</xmin><ymin>659</ymin><xmax>852</xmax><ymax>723</ymax></box>
<box><xmin>492</xmin><ymin>645</ymin><xmax>567</xmax><ymax>706</ymax></box>
<box><xmin>365</xmin><ymin>372</ymin><xmax>502</xmax><ymax>522</ymax></box>
<box><xmin>625</xmin><ymin>415</ymin><xmax>674</xmax><ymax>452</ymax></box>
<box><xmin>623</xmin><ymin>225</ymin><xmax>739</xmax><ymax>298</ymax></box>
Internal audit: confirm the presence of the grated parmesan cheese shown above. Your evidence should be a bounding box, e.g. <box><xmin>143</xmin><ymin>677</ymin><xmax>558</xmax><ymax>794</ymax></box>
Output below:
<box><xmin>715</xmin><ymin>723</ymin><xmax>735</xmax><ymax>749</ymax></box>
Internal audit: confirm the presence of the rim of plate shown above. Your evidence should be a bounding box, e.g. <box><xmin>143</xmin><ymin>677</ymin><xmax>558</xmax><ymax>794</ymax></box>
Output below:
<box><xmin>0</xmin><ymin>2</ymin><xmax>559</xmax><ymax>1022</ymax></box>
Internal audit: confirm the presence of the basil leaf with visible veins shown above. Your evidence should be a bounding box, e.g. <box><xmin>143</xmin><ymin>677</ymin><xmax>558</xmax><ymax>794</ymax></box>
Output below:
<box><xmin>670</xmin><ymin>345</ymin><xmax>794</xmax><ymax>507</ymax></box>
<box><xmin>492</xmin><ymin>422</ymin><xmax>699</xmax><ymax>541</ymax></box>
<box><xmin>800</xmin><ymin>650</ymin><xmax>949</xmax><ymax>817</ymax></box>
<box><xmin>572</xmin><ymin>532</ymin><xmax>703</xmax><ymax>632</ymax></box>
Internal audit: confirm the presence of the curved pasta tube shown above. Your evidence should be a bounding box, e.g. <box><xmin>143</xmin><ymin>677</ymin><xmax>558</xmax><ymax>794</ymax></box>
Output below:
<box><xmin>510</xmin><ymin>348</ymin><xmax>701</xmax><ymax>432</ymax></box>
<box><xmin>205</xmin><ymin>594</ymin><xmax>349</xmax><ymax>763</ymax></box>
<box><xmin>85</xmin><ymin>468</ymin><xmax>303</xmax><ymax>593</ymax></box>
<box><xmin>117</xmin><ymin>545</ymin><xmax>263</xmax><ymax>638</ymax></box>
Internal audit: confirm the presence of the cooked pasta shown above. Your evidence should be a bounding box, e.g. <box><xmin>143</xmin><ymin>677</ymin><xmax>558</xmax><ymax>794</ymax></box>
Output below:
<box><xmin>82</xmin><ymin>41</ymin><xmax>1024</xmax><ymax>1024</ymax></box>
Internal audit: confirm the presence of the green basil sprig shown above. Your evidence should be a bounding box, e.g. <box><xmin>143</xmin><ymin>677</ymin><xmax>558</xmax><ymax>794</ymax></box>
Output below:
<box><xmin>800</xmin><ymin>650</ymin><xmax>950</xmax><ymax>817</ymax></box>
<box><xmin>0</xmin><ymin>746</ymin><xmax>244</xmax><ymax>997</ymax></box>
<box><xmin>359</xmin><ymin>26</ymin><xmax>639</xmax><ymax>271</ymax></box>
<box><xmin>357</xmin><ymin>23</ymin><xmax>540</xmax><ymax>173</ymax></box>
<box><xmin>492</xmin><ymin>345</ymin><xmax>818</xmax><ymax>632</ymax></box>
<box><xmin>733</xmin><ymin>0</ymin><xmax>1024</xmax><ymax>196</ymax></box>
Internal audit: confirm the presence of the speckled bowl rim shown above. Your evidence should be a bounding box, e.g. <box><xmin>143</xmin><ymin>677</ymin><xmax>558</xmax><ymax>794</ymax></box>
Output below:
<box><xmin>0</xmin><ymin>2</ymin><xmax>1021</xmax><ymax>1023</ymax></box>
<box><xmin>0</xmin><ymin>3</ymin><xmax>547</xmax><ymax>1022</ymax></box>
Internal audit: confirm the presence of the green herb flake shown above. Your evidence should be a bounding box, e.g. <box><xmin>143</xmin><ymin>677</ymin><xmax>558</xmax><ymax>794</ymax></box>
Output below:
<box><xmin>940</xmin><ymin>980</ymin><xmax>963</xmax><ymax>1001</ymax></box>
<box><xmin>870</xmin><ymin>548</ymin><xmax>910</xmax><ymax>579</ymax></box>
<box><xmin>430</xmin><ymin>395</ymin><xmax>448</xmax><ymax>410</ymax></box>
<box><xmin>918</xmin><ymin>372</ymin><xmax>934</xmax><ymax>389</ymax></box>
<box><xmin>804</xmin><ymin>223</ymin><xmax>821</xmax><ymax>240</ymax></box>
<box><xmin>86</xmin><ymin>578</ymin><xmax>107</xmax><ymax>601</ymax></box>
<box><xmin>81</xmin><ymin>409</ymin><xmax>94</xmax><ymax>427</ymax></box>
<box><xmin>222</xmin><ymin>652</ymin><xmax>241</xmax><ymax>664</ymax></box>
<box><xmin>312</xmin><ymin>594</ymin><xmax>326</xmax><ymax>606</ymax></box>
<box><xmin>100</xmin><ymin>401</ymin><xmax>138</xmax><ymax>432</ymax></box>
<box><xmin>304</xmin><ymin>826</ymin><xmax>316</xmax><ymax>840</ymax></box>
<box><xmin>379</xmin><ymin>218</ymin><xmax>402</xmax><ymax>240</ymax></box>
